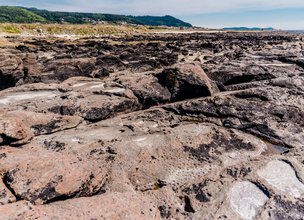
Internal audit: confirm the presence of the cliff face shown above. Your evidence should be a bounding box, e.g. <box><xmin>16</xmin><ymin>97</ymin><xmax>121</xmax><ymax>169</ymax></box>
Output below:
<box><xmin>0</xmin><ymin>32</ymin><xmax>304</xmax><ymax>219</ymax></box>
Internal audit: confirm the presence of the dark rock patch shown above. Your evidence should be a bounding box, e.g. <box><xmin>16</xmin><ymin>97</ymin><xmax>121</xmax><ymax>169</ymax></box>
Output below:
<box><xmin>269</xmin><ymin>196</ymin><xmax>304</xmax><ymax>220</ymax></box>
<box><xmin>31</xmin><ymin>120</ymin><xmax>61</xmax><ymax>135</ymax></box>
<box><xmin>183</xmin><ymin>180</ymin><xmax>211</xmax><ymax>203</ymax></box>
<box><xmin>43</xmin><ymin>141</ymin><xmax>66</xmax><ymax>152</ymax></box>
<box><xmin>155</xmin><ymin>64</ymin><xmax>213</xmax><ymax>102</ymax></box>
<box><xmin>184</xmin><ymin>196</ymin><xmax>195</xmax><ymax>213</ymax></box>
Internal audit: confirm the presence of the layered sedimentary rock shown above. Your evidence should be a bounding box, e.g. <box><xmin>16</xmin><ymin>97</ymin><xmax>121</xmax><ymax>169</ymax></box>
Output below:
<box><xmin>0</xmin><ymin>32</ymin><xmax>304</xmax><ymax>219</ymax></box>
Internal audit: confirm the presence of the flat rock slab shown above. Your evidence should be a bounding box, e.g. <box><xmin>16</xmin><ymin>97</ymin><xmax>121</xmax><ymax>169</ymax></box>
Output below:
<box><xmin>0</xmin><ymin>110</ymin><xmax>83</xmax><ymax>145</ymax></box>
<box><xmin>257</xmin><ymin>160</ymin><xmax>304</xmax><ymax>198</ymax></box>
<box><xmin>0</xmin><ymin>193</ymin><xmax>160</xmax><ymax>219</ymax></box>
<box><xmin>229</xmin><ymin>181</ymin><xmax>269</xmax><ymax>220</ymax></box>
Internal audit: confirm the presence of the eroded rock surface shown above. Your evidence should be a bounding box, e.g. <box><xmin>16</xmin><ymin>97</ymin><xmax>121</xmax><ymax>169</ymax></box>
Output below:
<box><xmin>0</xmin><ymin>32</ymin><xmax>304</xmax><ymax>219</ymax></box>
<box><xmin>229</xmin><ymin>181</ymin><xmax>269</xmax><ymax>220</ymax></box>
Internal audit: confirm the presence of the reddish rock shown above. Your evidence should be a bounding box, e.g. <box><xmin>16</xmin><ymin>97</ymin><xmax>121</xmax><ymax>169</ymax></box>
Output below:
<box><xmin>0</xmin><ymin>49</ymin><xmax>24</xmax><ymax>90</ymax></box>
<box><xmin>0</xmin><ymin>32</ymin><xmax>303</xmax><ymax>219</ymax></box>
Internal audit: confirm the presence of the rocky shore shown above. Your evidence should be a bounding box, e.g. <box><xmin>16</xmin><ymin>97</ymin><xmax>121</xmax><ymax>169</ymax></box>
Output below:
<box><xmin>0</xmin><ymin>31</ymin><xmax>304</xmax><ymax>219</ymax></box>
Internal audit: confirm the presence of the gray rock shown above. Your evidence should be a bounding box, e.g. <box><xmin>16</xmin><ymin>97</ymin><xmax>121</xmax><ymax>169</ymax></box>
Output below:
<box><xmin>257</xmin><ymin>160</ymin><xmax>304</xmax><ymax>198</ymax></box>
<box><xmin>229</xmin><ymin>181</ymin><xmax>268</xmax><ymax>220</ymax></box>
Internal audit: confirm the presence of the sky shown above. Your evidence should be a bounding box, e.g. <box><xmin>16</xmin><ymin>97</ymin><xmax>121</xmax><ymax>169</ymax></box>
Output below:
<box><xmin>1</xmin><ymin>0</ymin><xmax>304</xmax><ymax>29</ymax></box>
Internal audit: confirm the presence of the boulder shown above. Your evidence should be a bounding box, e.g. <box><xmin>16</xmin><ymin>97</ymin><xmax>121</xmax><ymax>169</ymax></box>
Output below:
<box><xmin>0</xmin><ymin>49</ymin><xmax>24</xmax><ymax>90</ymax></box>
<box><xmin>155</xmin><ymin>62</ymin><xmax>218</xmax><ymax>101</ymax></box>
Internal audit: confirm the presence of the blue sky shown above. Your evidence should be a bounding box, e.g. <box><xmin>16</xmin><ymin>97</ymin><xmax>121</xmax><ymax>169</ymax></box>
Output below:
<box><xmin>1</xmin><ymin>0</ymin><xmax>304</xmax><ymax>29</ymax></box>
<box><xmin>183</xmin><ymin>8</ymin><xmax>304</xmax><ymax>30</ymax></box>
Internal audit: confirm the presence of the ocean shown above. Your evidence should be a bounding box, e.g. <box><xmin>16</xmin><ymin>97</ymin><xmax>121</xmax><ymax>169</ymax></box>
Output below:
<box><xmin>286</xmin><ymin>30</ymin><xmax>304</xmax><ymax>34</ymax></box>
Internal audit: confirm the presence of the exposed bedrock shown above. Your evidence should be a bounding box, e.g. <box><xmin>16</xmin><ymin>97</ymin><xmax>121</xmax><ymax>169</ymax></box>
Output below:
<box><xmin>0</xmin><ymin>31</ymin><xmax>304</xmax><ymax>219</ymax></box>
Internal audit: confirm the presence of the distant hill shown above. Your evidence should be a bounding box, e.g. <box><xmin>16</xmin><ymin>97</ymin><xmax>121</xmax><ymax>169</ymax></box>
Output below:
<box><xmin>0</xmin><ymin>6</ymin><xmax>46</xmax><ymax>23</ymax></box>
<box><xmin>0</xmin><ymin>6</ymin><xmax>192</xmax><ymax>27</ymax></box>
<box><xmin>128</xmin><ymin>15</ymin><xmax>191</xmax><ymax>27</ymax></box>
<box><xmin>223</xmin><ymin>27</ymin><xmax>274</xmax><ymax>31</ymax></box>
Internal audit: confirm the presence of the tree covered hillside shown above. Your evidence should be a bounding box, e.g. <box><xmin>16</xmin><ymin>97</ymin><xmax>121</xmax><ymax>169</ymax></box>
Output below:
<box><xmin>0</xmin><ymin>6</ymin><xmax>192</xmax><ymax>27</ymax></box>
<box><xmin>0</xmin><ymin>6</ymin><xmax>46</xmax><ymax>23</ymax></box>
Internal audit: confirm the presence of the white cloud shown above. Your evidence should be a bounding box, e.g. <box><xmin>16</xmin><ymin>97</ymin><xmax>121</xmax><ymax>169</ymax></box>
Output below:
<box><xmin>58</xmin><ymin>0</ymin><xmax>304</xmax><ymax>15</ymax></box>
<box><xmin>1</xmin><ymin>0</ymin><xmax>304</xmax><ymax>29</ymax></box>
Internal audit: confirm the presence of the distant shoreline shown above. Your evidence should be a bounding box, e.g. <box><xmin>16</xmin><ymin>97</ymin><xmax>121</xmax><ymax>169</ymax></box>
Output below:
<box><xmin>286</xmin><ymin>30</ymin><xmax>304</xmax><ymax>34</ymax></box>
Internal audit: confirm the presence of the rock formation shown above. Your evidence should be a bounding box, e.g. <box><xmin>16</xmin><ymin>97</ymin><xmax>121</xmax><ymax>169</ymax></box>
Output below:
<box><xmin>0</xmin><ymin>31</ymin><xmax>304</xmax><ymax>219</ymax></box>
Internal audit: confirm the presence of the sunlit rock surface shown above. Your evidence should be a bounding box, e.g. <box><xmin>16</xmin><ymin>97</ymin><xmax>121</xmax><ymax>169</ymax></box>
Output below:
<box><xmin>0</xmin><ymin>31</ymin><xmax>304</xmax><ymax>219</ymax></box>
